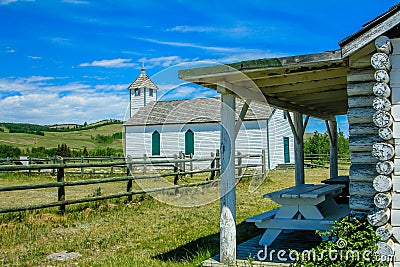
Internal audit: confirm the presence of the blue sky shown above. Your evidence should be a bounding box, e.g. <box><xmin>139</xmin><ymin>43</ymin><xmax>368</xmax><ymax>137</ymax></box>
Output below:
<box><xmin>0</xmin><ymin>0</ymin><xmax>399</xmax><ymax>134</ymax></box>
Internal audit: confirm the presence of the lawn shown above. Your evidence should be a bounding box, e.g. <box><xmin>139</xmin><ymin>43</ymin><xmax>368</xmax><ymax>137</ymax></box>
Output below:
<box><xmin>0</xmin><ymin>168</ymin><xmax>348</xmax><ymax>266</ymax></box>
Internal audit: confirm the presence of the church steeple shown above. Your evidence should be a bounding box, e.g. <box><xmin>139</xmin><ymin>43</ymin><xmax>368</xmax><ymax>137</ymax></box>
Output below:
<box><xmin>128</xmin><ymin>65</ymin><xmax>158</xmax><ymax>117</ymax></box>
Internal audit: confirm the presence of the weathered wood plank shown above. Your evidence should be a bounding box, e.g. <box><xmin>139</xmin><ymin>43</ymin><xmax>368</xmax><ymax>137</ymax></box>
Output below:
<box><xmin>349</xmin><ymin>181</ymin><xmax>376</xmax><ymax>197</ymax></box>
<box><xmin>347</xmin><ymin>69</ymin><xmax>375</xmax><ymax>83</ymax></box>
<box><xmin>350</xmin><ymin>164</ymin><xmax>377</xmax><ymax>182</ymax></box>
<box><xmin>348</xmin><ymin>96</ymin><xmax>375</xmax><ymax>108</ymax></box>
<box><xmin>347</xmin><ymin>107</ymin><xmax>375</xmax><ymax>124</ymax></box>
<box><xmin>349</xmin><ymin>123</ymin><xmax>379</xmax><ymax>135</ymax></box>
<box><xmin>349</xmin><ymin>195</ymin><xmax>375</xmax><ymax>211</ymax></box>
<box><xmin>350</xmin><ymin>152</ymin><xmax>378</xmax><ymax>164</ymax></box>
<box><xmin>347</xmin><ymin>81</ymin><xmax>374</xmax><ymax>96</ymax></box>
<box><xmin>349</xmin><ymin>135</ymin><xmax>382</xmax><ymax>152</ymax></box>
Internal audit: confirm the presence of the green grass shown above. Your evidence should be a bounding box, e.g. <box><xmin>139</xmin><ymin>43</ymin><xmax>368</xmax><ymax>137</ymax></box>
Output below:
<box><xmin>0</xmin><ymin>168</ymin><xmax>349</xmax><ymax>266</ymax></box>
<box><xmin>0</xmin><ymin>123</ymin><xmax>124</xmax><ymax>151</ymax></box>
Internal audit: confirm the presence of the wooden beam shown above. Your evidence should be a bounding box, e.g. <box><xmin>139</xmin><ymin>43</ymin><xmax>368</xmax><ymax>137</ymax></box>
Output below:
<box><xmin>303</xmin><ymin>115</ymin><xmax>310</xmax><ymax>135</ymax></box>
<box><xmin>293</xmin><ymin>112</ymin><xmax>305</xmax><ymax>185</ymax></box>
<box><xmin>326</xmin><ymin>120</ymin><xmax>338</xmax><ymax>179</ymax></box>
<box><xmin>286</xmin><ymin>110</ymin><xmax>299</xmax><ymax>143</ymax></box>
<box><xmin>219</xmin><ymin>89</ymin><xmax>236</xmax><ymax>264</ymax></box>
<box><xmin>235</xmin><ymin>100</ymin><xmax>250</xmax><ymax>139</ymax></box>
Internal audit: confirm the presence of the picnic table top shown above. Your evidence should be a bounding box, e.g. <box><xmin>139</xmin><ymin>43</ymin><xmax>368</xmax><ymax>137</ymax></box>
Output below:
<box><xmin>263</xmin><ymin>184</ymin><xmax>345</xmax><ymax>199</ymax></box>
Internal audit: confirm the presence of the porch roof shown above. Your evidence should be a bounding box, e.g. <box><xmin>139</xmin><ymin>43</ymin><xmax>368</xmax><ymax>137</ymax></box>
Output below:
<box><xmin>179</xmin><ymin>50</ymin><xmax>349</xmax><ymax>121</ymax></box>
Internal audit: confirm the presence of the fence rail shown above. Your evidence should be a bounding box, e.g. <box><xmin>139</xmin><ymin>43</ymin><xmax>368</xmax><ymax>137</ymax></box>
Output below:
<box><xmin>0</xmin><ymin>151</ymin><xmax>265</xmax><ymax>214</ymax></box>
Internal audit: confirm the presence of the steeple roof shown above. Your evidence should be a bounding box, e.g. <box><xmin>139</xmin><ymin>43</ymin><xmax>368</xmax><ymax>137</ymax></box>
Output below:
<box><xmin>128</xmin><ymin>67</ymin><xmax>158</xmax><ymax>90</ymax></box>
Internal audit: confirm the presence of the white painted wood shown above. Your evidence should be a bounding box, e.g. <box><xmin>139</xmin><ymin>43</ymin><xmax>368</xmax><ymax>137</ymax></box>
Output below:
<box><xmin>393</xmin><ymin>176</ymin><xmax>400</xmax><ymax>192</ymax></box>
<box><xmin>373</xmin><ymin>175</ymin><xmax>393</xmax><ymax>192</ymax></box>
<box><xmin>392</xmin><ymin>193</ymin><xmax>400</xmax><ymax>210</ymax></box>
<box><xmin>376</xmin><ymin>161</ymin><xmax>395</xmax><ymax>175</ymax></box>
<box><xmin>350</xmin><ymin>164</ymin><xmax>377</xmax><ymax>182</ymax></box>
<box><xmin>349</xmin><ymin>181</ymin><xmax>376</xmax><ymax>197</ymax></box>
<box><xmin>372</xmin><ymin>143</ymin><xmax>395</xmax><ymax>161</ymax></box>
<box><xmin>373</xmin><ymin>96</ymin><xmax>392</xmax><ymax>111</ymax></box>
<box><xmin>367</xmin><ymin>208</ymin><xmax>391</xmax><ymax>227</ymax></box>
<box><xmin>393</xmin><ymin>106</ymin><xmax>400</xmax><ymax>122</ymax></box>
<box><xmin>373</xmin><ymin>82</ymin><xmax>391</xmax><ymax>97</ymax></box>
<box><xmin>375</xmin><ymin>36</ymin><xmax>392</xmax><ymax>54</ymax></box>
<box><xmin>371</xmin><ymin>53</ymin><xmax>392</xmax><ymax>71</ymax></box>
<box><xmin>347</xmin><ymin>107</ymin><xmax>375</xmax><ymax>124</ymax></box>
<box><xmin>341</xmin><ymin>11</ymin><xmax>400</xmax><ymax>57</ymax></box>
<box><xmin>380</xmin><ymin>127</ymin><xmax>394</xmax><ymax>140</ymax></box>
<box><xmin>373</xmin><ymin>110</ymin><xmax>393</xmax><ymax>128</ymax></box>
<box><xmin>392</xmin><ymin>210</ymin><xmax>400</xmax><ymax>226</ymax></box>
<box><xmin>375</xmin><ymin>70</ymin><xmax>390</xmax><ymax>83</ymax></box>
<box><xmin>391</xmin><ymin>38</ymin><xmax>400</xmax><ymax>55</ymax></box>
<box><xmin>393</xmin><ymin>227</ymin><xmax>400</xmax><ymax>243</ymax></box>
<box><xmin>376</xmin><ymin>224</ymin><xmax>393</xmax><ymax>242</ymax></box>
<box><xmin>347</xmin><ymin>81</ymin><xmax>374</xmax><ymax>96</ymax></box>
<box><xmin>374</xmin><ymin>192</ymin><xmax>392</xmax><ymax>209</ymax></box>
<box><xmin>349</xmin><ymin>195</ymin><xmax>375</xmax><ymax>211</ymax></box>
<box><xmin>246</xmin><ymin>208</ymin><xmax>278</xmax><ymax>223</ymax></box>
<box><xmin>219</xmin><ymin>91</ymin><xmax>236</xmax><ymax>264</ymax></box>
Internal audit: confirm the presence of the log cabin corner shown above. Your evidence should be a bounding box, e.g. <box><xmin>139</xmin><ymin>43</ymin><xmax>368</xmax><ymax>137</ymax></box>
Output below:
<box><xmin>179</xmin><ymin>3</ymin><xmax>400</xmax><ymax>266</ymax></box>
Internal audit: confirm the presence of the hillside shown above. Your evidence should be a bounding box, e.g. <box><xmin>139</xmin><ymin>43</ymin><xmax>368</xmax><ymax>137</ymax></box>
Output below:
<box><xmin>0</xmin><ymin>123</ymin><xmax>124</xmax><ymax>153</ymax></box>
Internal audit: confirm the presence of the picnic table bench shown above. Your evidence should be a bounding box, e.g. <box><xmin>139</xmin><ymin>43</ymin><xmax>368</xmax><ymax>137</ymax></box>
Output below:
<box><xmin>246</xmin><ymin>184</ymin><xmax>349</xmax><ymax>246</ymax></box>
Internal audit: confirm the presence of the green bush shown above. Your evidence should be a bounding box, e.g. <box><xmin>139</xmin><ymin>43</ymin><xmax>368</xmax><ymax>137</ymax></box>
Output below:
<box><xmin>292</xmin><ymin>215</ymin><xmax>389</xmax><ymax>267</ymax></box>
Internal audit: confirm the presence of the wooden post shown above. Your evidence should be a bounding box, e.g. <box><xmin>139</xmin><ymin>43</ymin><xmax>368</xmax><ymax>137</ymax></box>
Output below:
<box><xmin>189</xmin><ymin>153</ymin><xmax>193</xmax><ymax>178</ymax></box>
<box><xmin>216</xmin><ymin>149</ymin><xmax>220</xmax><ymax>177</ymax></box>
<box><xmin>219</xmin><ymin>91</ymin><xmax>236</xmax><ymax>264</ymax></box>
<box><xmin>126</xmin><ymin>156</ymin><xmax>133</xmax><ymax>202</ymax></box>
<box><xmin>57</xmin><ymin>167</ymin><xmax>65</xmax><ymax>213</ymax></box>
<box><xmin>110</xmin><ymin>155</ymin><xmax>114</xmax><ymax>175</ymax></box>
<box><xmin>28</xmin><ymin>157</ymin><xmax>31</xmax><ymax>176</ymax></box>
<box><xmin>326</xmin><ymin>120</ymin><xmax>338</xmax><ymax>179</ymax></box>
<box><xmin>80</xmin><ymin>156</ymin><xmax>84</xmax><ymax>175</ymax></box>
<box><xmin>143</xmin><ymin>154</ymin><xmax>147</xmax><ymax>175</ymax></box>
<box><xmin>237</xmin><ymin>151</ymin><xmax>242</xmax><ymax>177</ymax></box>
<box><xmin>287</xmin><ymin>112</ymin><xmax>306</xmax><ymax>185</ymax></box>
<box><xmin>261</xmin><ymin>149</ymin><xmax>266</xmax><ymax>178</ymax></box>
<box><xmin>173</xmin><ymin>154</ymin><xmax>179</xmax><ymax>195</ymax></box>
<box><xmin>210</xmin><ymin>152</ymin><xmax>215</xmax><ymax>180</ymax></box>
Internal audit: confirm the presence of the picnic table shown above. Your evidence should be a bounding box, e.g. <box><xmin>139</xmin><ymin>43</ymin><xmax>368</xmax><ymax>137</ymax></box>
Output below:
<box><xmin>246</xmin><ymin>184</ymin><xmax>349</xmax><ymax>246</ymax></box>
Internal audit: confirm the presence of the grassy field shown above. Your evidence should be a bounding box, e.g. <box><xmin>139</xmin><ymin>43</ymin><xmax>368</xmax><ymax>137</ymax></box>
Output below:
<box><xmin>0</xmin><ymin>167</ymin><xmax>349</xmax><ymax>266</ymax></box>
<box><xmin>0</xmin><ymin>123</ymin><xmax>124</xmax><ymax>151</ymax></box>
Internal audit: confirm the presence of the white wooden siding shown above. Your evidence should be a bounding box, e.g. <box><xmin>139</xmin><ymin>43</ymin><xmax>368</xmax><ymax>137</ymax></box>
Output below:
<box><xmin>125</xmin><ymin>109</ymin><xmax>294</xmax><ymax>170</ymax></box>
<box><xmin>130</xmin><ymin>88</ymin><xmax>157</xmax><ymax>116</ymax></box>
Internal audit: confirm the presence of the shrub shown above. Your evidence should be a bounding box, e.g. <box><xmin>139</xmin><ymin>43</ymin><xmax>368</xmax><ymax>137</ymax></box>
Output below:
<box><xmin>292</xmin><ymin>215</ymin><xmax>389</xmax><ymax>267</ymax></box>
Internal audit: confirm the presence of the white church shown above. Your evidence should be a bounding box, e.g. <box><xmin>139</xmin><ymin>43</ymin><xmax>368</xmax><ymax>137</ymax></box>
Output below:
<box><xmin>123</xmin><ymin>67</ymin><xmax>294</xmax><ymax>169</ymax></box>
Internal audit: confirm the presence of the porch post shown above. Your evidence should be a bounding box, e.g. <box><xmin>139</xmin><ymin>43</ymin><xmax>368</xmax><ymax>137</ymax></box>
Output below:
<box><xmin>219</xmin><ymin>88</ymin><xmax>236</xmax><ymax>264</ymax></box>
<box><xmin>326</xmin><ymin>120</ymin><xmax>338</xmax><ymax>179</ymax></box>
<box><xmin>294</xmin><ymin>112</ymin><xmax>305</xmax><ymax>185</ymax></box>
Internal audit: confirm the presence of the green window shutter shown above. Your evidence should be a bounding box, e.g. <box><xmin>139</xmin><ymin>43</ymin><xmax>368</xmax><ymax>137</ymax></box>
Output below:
<box><xmin>283</xmin><ymin>137</ymin><xmax>290</xmax><ymax>163</ymax></box>
<box><xmin>185</xmin><ymin>129</ymin><xmax>194</xmax><ymax>155</ymax></box>
<box><xmin>152</xmin><ymin>131</ymin><xmax>160</xmax><ymax>156</ymax></box>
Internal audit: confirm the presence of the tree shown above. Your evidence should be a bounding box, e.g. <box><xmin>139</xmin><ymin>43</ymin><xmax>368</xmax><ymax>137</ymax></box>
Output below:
<box><xmin>56</xmin><ymin>143</ymin><xmax>72</xmax><ymax>157</ymax></box>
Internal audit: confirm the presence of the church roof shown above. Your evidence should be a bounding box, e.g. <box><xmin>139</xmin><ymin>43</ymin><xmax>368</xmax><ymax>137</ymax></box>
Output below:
<box><xmin>124</xmin><ymin>97</ymin><xmax>273</xmax><ymax>126</ymax></box>
<box><xmin>128</xmin><ymin>67</ymin><xmax>158</xmax><ymax>90</ymax></box>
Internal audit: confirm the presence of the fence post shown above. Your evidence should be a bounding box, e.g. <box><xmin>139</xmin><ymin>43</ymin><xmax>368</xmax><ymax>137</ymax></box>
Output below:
<box><xmin>173</xmin><ymin>154</ymin><xmax>179</xmax><ymax>195</ymax></box>
<box><xmin>57</xmin><ymin>167</ymin><xmax>66</xmax><ymax>213</ymax></box>
<box><xmin>28</xmin><ymin>157</ymin><xmax>31</xmax><ymax>176</ymax></box>
<box><xmin>210</xmin><ymin>152</ymin><xmax>215</xmax><ymax>180</ymax></box>
<box><xmin>110</xmin><ymin>155</ymin><xmax>114</xmax><ymax>175</ymax></box>
<box><xmin>80</xmin><ymin>156</ymin><xmax>84</xmax><ymax>175</ymax></box>
<box><xmin>237</xmin><ymin>151</ymin><xmax>243</xmax><ymax>177</ymax></box>
<box><xmin>189</xmin><ymin>153</ymin><xmax>193</xmax><ymax>178</ymax></box>
<box><xmin>143</xmin><ymin>154</ymin><xmax>147</xmax><ymax>175</ymax></box>
<box><xmin>261</xmin><ymin>149</ymin><xmax>266</xmax><ymax>178</ymax></box>
<box><xmin>216</xmin><ymin>149</ymin><xmax>220</xmax><ymax>177</ymax></box>
<box><xmin>126</xmin><ymin>156</ymin><xmax>133</xmax><ymax>202</ymax></box>
<box><xmin>6</xmin><ymin>157</ymin><xmax>10</xmax><ymax>165</ymax></box>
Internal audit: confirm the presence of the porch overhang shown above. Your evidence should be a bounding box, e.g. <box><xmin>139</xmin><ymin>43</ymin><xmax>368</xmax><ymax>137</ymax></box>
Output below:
<box><xmin>179</xmin><ymin>50</ymin><xmax>349</xmax><ymax>121</ymax></box>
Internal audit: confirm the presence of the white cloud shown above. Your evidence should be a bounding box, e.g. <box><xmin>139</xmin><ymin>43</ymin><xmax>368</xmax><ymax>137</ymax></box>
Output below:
<box><xmin>28</xmin><ymin>55</ymin><xmax>41</xmax><ymax>60</ymax></box>
<box><xmin>79</xmin><ymin>58</ymin><xmax>135</xmax><ymax>68</ymax></box>
<box><xmin>6</xmin><ymin>49</ymin><xmax>16</xmax><ymax>53</ymax></box>
<box><xmin>0</xmin><ymin>76</ymin><xmax>129</xmax><ymax>125</ymax></box>
<box><xmin>62</xmin><ymin>0</ymin><xmax>89</xmax><ymax>4</ymax></box>
<box><xmin>0</xmin><ymin>0</ymin><xmax>34</xmax><ymax>5</ymax></box>
<box><xmin>167</xmin><ymin>25</ymin><xmax>248</xmax><ymax>34</ymax></box>
<box><xmin>139</xmin><ymin>56</ymin><xmax>189</xmax><ymax>68</ymax></box>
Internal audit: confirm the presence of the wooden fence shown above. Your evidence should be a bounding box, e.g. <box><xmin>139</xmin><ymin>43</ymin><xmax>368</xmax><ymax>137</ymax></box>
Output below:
<box><xmin>0</xmin><ymin>151</ymin><xmax>265</xmax><ymax>214</ymax></box>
